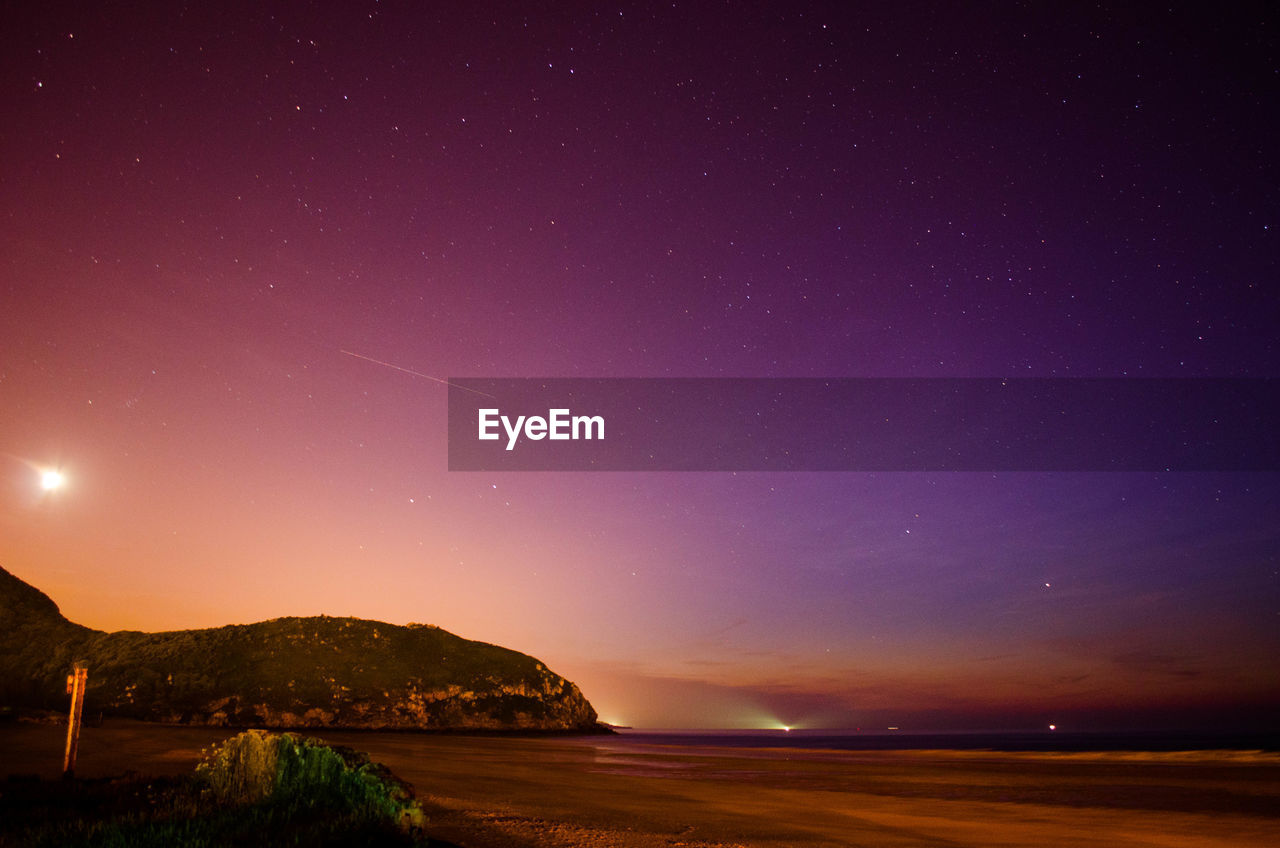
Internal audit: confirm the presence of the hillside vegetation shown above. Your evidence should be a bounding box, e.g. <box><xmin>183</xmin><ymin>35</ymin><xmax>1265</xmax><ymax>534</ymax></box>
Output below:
<box><xmin>0</xmin><ymin>566</ymin><xmax>599</xmax><ymax>730</ymax></box>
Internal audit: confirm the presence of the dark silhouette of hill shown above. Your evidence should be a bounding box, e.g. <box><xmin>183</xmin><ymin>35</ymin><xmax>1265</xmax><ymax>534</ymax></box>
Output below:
<box><xmin>0</xmin><ymin>566</ymin><xmax>599</xmax><ymax>730</ymax></box>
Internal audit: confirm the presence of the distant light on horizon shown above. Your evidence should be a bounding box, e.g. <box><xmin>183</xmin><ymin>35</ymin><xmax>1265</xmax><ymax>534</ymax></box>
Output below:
<box><xmin>40</xmin><ymin>469</ymin><xmax>64</xmax><ymax>491</ymax></box>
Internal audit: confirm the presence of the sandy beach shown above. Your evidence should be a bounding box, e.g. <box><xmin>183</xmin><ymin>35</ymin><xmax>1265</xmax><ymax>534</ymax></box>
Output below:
<box><xmin>2</xmin><ymin>721</ymin><xmax>1278</xmax><ymax>847</ymax></box>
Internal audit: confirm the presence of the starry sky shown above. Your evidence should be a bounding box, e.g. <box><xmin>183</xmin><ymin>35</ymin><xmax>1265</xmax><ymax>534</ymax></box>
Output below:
<box><xmin>2</xmin><ymin>1</ymin><xmax>1277</xmax><ymax>731</ymax></box>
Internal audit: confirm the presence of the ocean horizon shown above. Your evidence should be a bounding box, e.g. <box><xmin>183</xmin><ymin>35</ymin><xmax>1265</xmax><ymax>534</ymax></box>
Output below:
<box><xmin>611</xmin><ymin>727</ymin><xmax>1280</xmax><ymax>753</ymax></box>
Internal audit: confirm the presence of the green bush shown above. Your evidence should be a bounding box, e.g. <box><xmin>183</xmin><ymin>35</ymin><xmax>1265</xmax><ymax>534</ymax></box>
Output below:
<box><xmin>196</xmin><ymin>730</ymin><xmax>425</xmax><ymax>830</ymax></box>
<box><xmin>1</xmin><ymin>732</ymin><xmax>427</xmax><ymax>847</ymax></box>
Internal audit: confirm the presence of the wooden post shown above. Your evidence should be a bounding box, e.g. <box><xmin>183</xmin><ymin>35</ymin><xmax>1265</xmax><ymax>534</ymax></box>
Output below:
<box><xmin>63</xmin><ymin>664</ymin><xmax>88</xmax><ymax>778</ymax></box>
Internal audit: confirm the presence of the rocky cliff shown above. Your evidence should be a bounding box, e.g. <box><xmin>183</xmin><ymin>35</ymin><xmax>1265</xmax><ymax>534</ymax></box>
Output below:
<box><xmin>0</xmin><ymin>566</ymin><xmax>599</xmax><ymax>731</ymax></box>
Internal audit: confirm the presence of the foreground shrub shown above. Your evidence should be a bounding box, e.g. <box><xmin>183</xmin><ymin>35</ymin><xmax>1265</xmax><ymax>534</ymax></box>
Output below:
<box><xmin>1</xmin><ymin>732</ymin><xmax>426</xmax><ymax>847</ymax></box>
<box><xmin>196</xmin><ymin>729</ymin><xmax>425</xmax><ymax>830</ymax></box>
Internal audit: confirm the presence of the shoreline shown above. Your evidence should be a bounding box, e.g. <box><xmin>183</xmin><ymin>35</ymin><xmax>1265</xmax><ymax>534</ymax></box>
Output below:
<box><xmin>10</xmin><ymin>712</ymin><xmax>1276</xmax><ymax>750</ymax></box>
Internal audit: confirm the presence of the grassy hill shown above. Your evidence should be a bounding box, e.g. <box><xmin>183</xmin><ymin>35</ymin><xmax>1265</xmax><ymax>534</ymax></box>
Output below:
<box><xmin>0</xmin><ymin>566</ymin><xmax>599</xmax><ymax>731</ymax></box>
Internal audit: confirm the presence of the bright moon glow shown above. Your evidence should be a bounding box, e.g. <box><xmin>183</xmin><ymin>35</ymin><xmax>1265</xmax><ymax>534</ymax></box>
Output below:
<box><xmin>40</xmin><ymin>470</ymin><xmax>64</xmax><ymax>490</ymax></box>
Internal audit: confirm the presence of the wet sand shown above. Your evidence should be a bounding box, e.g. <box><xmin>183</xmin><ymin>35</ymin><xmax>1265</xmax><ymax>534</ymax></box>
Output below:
<box><xmin>3</xmin><ymin>721</ymin><xmax>1278</xmax><ymax>847</ymax></box>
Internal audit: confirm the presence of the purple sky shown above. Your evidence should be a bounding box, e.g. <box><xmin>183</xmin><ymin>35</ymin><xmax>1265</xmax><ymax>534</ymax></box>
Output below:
<box><xmin>2</xmin><ymin>1</ymin><xmax>1277</xmax><ymax>730</ymax></box>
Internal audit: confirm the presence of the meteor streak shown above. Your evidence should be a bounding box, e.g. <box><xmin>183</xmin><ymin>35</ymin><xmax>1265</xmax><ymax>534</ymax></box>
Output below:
<box><xmin>339</xmin><ymin>350</ymin><xmax>495</xmax><ymax>397</ymax></box>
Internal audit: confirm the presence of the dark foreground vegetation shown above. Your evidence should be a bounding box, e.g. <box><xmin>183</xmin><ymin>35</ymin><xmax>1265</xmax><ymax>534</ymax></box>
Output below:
<box><xmin>0</xmin><ymin>730</ymin><xmax>433</xmax><ymax>847</ymax></box>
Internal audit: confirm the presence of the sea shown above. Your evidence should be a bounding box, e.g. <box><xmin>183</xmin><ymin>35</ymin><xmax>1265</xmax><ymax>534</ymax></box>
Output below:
<box><xmin>611</xmin><ymin>728</ymin><xmax>1280</xmax><ymax>753</ymax></box>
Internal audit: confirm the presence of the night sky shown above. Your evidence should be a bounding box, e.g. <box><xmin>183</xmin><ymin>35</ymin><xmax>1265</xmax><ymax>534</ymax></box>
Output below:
<box><xmin>3</xmin><ymin>1</ymin><xmax>1277</xmax><ymax>730</ymax></box>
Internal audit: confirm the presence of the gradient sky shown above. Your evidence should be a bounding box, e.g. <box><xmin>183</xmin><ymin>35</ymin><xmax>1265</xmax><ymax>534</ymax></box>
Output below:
<box><xmin>2</xmin><ymin>1</ymin><xmax>1277</xmax><ymax>731</ymax></box>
